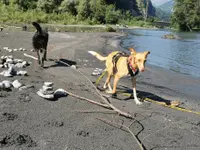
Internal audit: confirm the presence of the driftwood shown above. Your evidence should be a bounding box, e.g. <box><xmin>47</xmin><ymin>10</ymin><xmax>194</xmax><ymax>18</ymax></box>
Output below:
<box><xmin>97</xmin><ymin>118</ymin><xmax>145</xmax><ymax>150</ymax></box>
<box><xmin>58</xmin><ymin>59</ymin><xmax>134</xmax><ymax>119</ymax></box>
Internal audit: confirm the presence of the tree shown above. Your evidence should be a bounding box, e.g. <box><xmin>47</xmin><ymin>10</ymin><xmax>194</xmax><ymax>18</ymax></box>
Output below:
<box><xmin>37</xmin><ymin>0</ymin><xmax>62</xmax><ymax>13</ymax></box>
<box><xmin>172</xmin><ymin>0</ymin><xmax>200</xmax><ymax>31</ymax></box>
<box><xmin>59</xmin><ymin>0</ymin><xmax>78</xmax><ymax>15</ymax></box>
<box><xmin>14</xmin><ymin>0</ymin><xmax>37</xmax><ymax>10</ymax></box>
<box><xmin>77</xmin><ymin>0</ymin><xmax>91</xmax><ymax>20</ymax></box>
<box><xmin>90</xmin><ymin>0</ymin><xmax>106</xmax><ymax>23</ymax></box>
<box><xmin>105</xmin><ymin>4</ymin><xmax>121</xmax><ymax>24</ymax></box>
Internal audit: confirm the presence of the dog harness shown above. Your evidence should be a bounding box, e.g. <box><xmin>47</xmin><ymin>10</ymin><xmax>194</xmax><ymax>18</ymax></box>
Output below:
<box><xmin>112</xmin><ymin>52</ymin><xmax>139</xmax><ymax>77</ymax></box>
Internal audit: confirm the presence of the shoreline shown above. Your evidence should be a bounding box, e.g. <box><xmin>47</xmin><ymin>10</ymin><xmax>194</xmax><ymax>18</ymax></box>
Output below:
<box><xmin>0</xmin><ymin>30</ymin><xmax>200</xmax><ymax>149</ymax></box>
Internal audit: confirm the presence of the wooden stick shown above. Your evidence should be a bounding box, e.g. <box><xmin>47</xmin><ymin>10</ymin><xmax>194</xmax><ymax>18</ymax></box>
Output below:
<box><xmin>74</xmin><ymin>109</ymin><xmax>116</xmax><ymax>114</ymax></box>
<box><xmin>24</xmin><ymin>53</ymin><xmax>38</xmax><ymax>60</ymax></box>
<box><xmin>58</xmin><ymin>60</ymin><xmax>134</xmax><ymax>119</ymax></box>
<box><xmin>97</xmin><ymin>117</ymin><xmax>145</xmax><ymax>150</ymax></box>
<box><xmin>65</xmin><ymin>90</ymin><xmax>110</xmax><ymax>109</ymax></box>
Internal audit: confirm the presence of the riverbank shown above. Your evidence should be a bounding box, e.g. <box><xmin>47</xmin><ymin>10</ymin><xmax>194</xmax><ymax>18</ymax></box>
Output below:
<box><xmin>0</xmin><ymin>30</ymin><xmax>200</xmax><ymax>150</ymax></box>
<box><xmin>0</xmin><ymin>23</ymin><xmax>158</xmax><ymax>33</ymax></box>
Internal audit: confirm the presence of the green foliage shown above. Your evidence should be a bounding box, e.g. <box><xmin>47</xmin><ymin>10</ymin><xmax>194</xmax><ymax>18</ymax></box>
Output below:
<box><xmin>0</xmin><ymin>0</ymin><xmax>157</xmax><ymax>29</ymax></box>
<box><xmin>105</xmin><ymin>4</ymin><xmax>122</xmax><ymax>24</ymax></box>
<box><xmin>172</xmin><ymin>0</ymin><xmax>200</xmax><ymax>31</ymax></box>
<box><xmin>37</xmin><ymin>0</ymin><xmax>61</xmax><ymax>13</ymax></box>
<box><xmin>58</xmin><ymin>0</ymin><xmax>78</xmax><ymax>15</ymax></box>
<box><xmin>90</xmin><ymin>0</ymin><xmax>106</xmax><ymax>23</ymax></box>
<box><xmin>13</xmin><ymin>0</ymin><xmax>37</xmax><ymax>10</ymax></box>
<box><xmin>77</xmin><ymin>0</ymin><xmax>91</xmax><ymax>20</ymax></box>
<box><xmin>105</xmin><ymin>25</ymin><xmax>116</xmax><ymax>32</ymax></box>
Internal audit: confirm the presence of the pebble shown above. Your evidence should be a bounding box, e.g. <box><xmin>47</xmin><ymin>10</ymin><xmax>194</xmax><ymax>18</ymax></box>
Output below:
<box><xmin>15</xmin><ymin>63</ymin><xmax>24</xmax><ymax>68</ymax></box>
<box><xmin>14</xmin><ymin>59</ymin><xmax>23</xmax><ymax>63</ymax></box>
<box><xmin>71</xmin><ymin>65</ymin><xmax>77</xmax><ymax>69</ymax></box>
<box><xmin>12</xmin><ymin>80</ymin><xmax>23</xmax><ymax>88</ymax></box>
<box><xmin>17</xmin><ymin>70</ymin><xmax>28</xmax><ymax>76</ymax></box>
<box><xmin>2</xmin><ymin>80</ymin><xmax>12</xmax><ymax>89</ymax></box>
<box><xmin>18</xmin><ymin>48</ymin><xmax>23</xmax><ymax>51</ymax></box>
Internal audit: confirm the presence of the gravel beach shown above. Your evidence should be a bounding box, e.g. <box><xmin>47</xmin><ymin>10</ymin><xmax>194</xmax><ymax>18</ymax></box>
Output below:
<box><xmin>0</xmin><ymin>30</ymin><xmax>200</xmax><ymax>150</ymax></box>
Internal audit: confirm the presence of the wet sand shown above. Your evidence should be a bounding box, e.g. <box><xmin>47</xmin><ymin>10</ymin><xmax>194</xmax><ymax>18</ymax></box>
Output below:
<box><xmin>0</xmin><ymin>30</ymin><xmax>200</xmax><ymax>150</ymax></box>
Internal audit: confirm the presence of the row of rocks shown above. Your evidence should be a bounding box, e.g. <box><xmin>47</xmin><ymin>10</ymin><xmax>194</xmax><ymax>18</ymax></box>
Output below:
<box><xmin>2</xmin><ymin>47</ymin><xmax>27</xmax><ymax>52</ymax></box>
<box><xmin>0</xmin><ymin>68</ymin><xmax>27</xmax><ymax>77</ymax></box>
<box><xmin>0</xmin><ymin>55</ymin><xmax>30</xmax><ymax>69</ymax></box>
<box><xmin>0</xmin><ymin>80</ymin><xmax>23</xmax><ymax>90</ymax></box>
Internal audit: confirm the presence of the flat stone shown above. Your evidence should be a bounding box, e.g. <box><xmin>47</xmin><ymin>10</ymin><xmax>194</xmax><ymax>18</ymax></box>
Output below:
<box><xmin>19</xmin><ymin>85</ymin><xmax>34</xmax><ymax>91</ymax></box>
<box><xmin>39</xmin><ymin>88</ymin><xmax>54</xmax><ymax>95</ymax></box>
<box><xmin>37</xmin><ymin>90</ymin><xmax>54</xmax><ymax>100</ymax></box>
<box><xmin>12</xmin><ymin>80</ymin><xmax>23</xmax><ymax>88</ymax></box>
<box><xmin>42</xmin><ymin>85</ymin><xmax>53</xmax><ymax>91</ymax></box>
<box><xmin>44</xmin><ymin>82</ymin><xmax>53</xmax><ymax>87</ymax></box>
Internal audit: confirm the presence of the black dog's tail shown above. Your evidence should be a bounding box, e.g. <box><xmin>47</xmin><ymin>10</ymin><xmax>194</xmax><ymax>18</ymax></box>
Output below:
<box><xmin>32</xmin><ymin>22</ymin><xmax>42</xmax><ymax>34</ymax></box>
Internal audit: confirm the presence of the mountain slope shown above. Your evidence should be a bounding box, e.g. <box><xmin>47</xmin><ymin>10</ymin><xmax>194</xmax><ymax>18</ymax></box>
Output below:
<box><xmin>158</xmin><ymin>0</ymin><xmax>174</xmax><ymax>13</ymax></box>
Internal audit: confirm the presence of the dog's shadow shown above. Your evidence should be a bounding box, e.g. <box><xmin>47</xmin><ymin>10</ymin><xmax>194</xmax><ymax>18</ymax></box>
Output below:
<box><xmin>117</xmin><ymin>85</ymin><xmax>171</xmax><ymax>105</ymax></box>
<box><xmin>45</xmin><ymin>58</ymin><xmax>77</xmax><ymax>68</ymax></box>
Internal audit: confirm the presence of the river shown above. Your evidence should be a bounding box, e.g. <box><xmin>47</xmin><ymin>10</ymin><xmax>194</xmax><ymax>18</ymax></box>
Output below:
<box><xmin>122</xmin><ymin>29</ymin><xmax>200</xmax><ymax>77</ymax></box>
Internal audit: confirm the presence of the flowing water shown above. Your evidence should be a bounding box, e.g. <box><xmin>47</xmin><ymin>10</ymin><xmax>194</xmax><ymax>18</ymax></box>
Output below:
<box><xmin>122</xmin><ymin>29</ymin><xmax>200</xmax><ymax>77</ymax></box>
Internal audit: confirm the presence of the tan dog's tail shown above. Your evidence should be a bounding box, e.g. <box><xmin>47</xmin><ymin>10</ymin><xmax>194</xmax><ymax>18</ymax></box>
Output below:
<box><xmin>88</xmin><ymin>51</ymin><xmax>107</xmax><ymax>61</ymax></box>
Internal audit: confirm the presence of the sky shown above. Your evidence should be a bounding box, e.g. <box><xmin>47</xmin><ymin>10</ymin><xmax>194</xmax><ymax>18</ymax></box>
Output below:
<box><xmin>151</xmin><ymin>0</ymin><xmax>171</xmax><ymax>6</ymax></box>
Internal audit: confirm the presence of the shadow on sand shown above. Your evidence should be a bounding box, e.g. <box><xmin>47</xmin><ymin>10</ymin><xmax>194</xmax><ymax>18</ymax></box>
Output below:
<box><xmin>116</xmin><ymin>85</ymin><xmax>172</xmax><ymax>105</ymax></box>
<box><xmin>45</xmin><ymin>58</ymin><xmax>77</xmax><ymax>68</ymax></box>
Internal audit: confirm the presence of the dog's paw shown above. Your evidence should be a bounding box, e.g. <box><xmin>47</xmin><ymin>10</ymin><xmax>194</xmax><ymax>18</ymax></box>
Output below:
<box><xmin>111</xmin><ymin>93</ymin><xmax>117</xmax><ymax>98</ymax></box>
<box><xmin>105</xmin><ymin>90</ymin><xmax>112</xmax><ymax>94</ymax></box>
<box><xmin>135</xmin><ymin>99</ymin><xmax>142</xmax><ymax>105</ymax></box>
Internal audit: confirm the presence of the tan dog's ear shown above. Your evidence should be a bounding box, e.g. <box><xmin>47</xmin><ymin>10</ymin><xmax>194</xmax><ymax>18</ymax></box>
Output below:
<box><xmin>144</xmin><ymin>51</ymin><xmax>150</xmax><ymax>56</ymax></box>
<box><xmin>128</xmin><ymin>47</ymin><xmax>136</xmax><ymax>55</ymax></box>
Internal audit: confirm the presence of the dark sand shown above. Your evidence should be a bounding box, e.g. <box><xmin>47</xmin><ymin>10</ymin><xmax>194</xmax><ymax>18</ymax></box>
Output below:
<box><xmin>0</xmin><ymin>30</ymin><xmax>200</xmax><ymax>150</ymax></box>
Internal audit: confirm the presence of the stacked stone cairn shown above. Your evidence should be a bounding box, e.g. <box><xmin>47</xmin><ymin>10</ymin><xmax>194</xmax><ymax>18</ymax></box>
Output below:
<box><xmin>37</xmin><ymin>82</ymin><xmax>68</xmax><ymax>100</ymax></box>
<box><xmin>37</xmin><ymin>82</ymin><xmax>54</xmax><ymax>99</ymax></box>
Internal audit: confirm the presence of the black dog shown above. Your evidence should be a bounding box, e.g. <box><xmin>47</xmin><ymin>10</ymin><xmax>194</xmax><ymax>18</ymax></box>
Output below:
<box><xmin>32</xmin><ymin>22</ymin><xmax>49</xmax><ymax>67</ymax></box>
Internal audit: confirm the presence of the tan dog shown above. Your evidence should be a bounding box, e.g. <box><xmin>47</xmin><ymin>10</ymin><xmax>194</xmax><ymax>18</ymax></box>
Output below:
<box><xmin>88</xmin><ymin>48</ymin><xmax>150</xmax><ymax>105</ymax></box>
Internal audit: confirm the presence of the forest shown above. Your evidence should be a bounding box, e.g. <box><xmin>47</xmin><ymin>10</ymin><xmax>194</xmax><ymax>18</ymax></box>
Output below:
<box><xmin>171</xmin><ymin>0</ymin><xmax>200</xmax><ymax>31</ymax></box>
<box><xmin>0</xmin><ymin>0</ymin><xmax>156</xmax><ymax>27</ymax></box>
